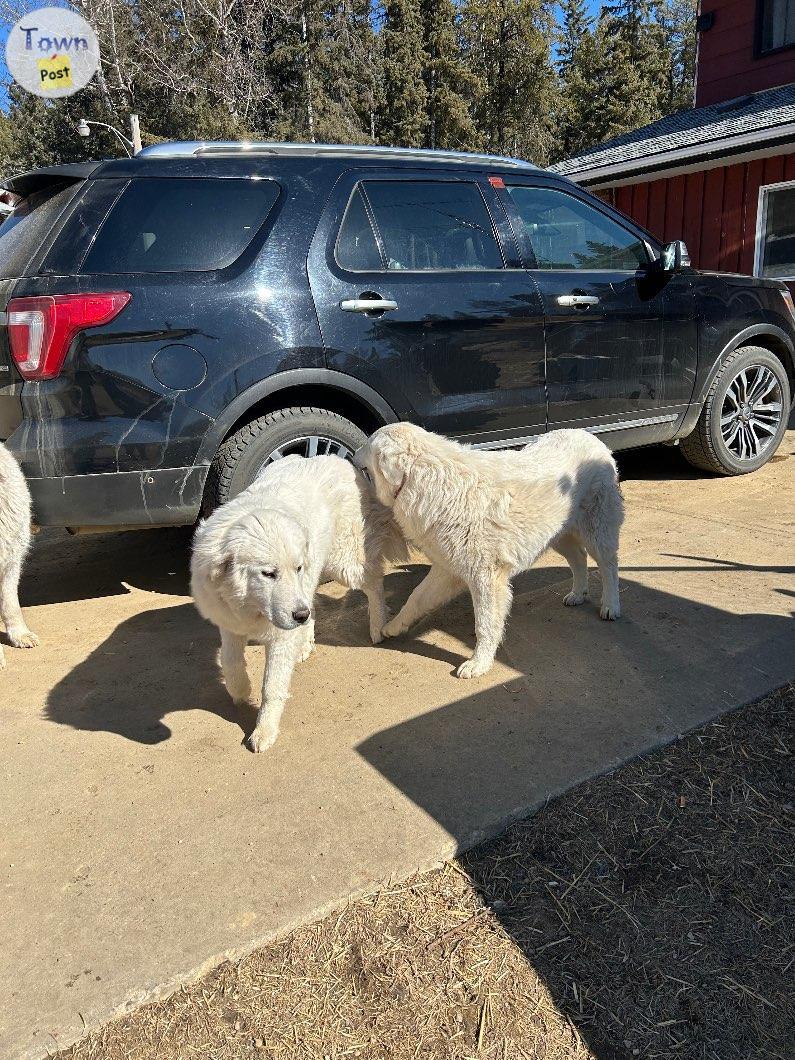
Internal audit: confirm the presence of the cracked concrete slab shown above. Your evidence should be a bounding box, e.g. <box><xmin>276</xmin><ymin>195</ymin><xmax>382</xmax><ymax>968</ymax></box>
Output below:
<box><xmin>1</xmin><ymin>435</ymin><xmax>793</xmax><ymax>1059</ymax></box>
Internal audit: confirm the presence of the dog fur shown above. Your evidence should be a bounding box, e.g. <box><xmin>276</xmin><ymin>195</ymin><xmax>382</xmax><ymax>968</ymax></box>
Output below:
<box><xmin>0</xmin><ymin>442</ymin><xmax>38</xmax><ymax>668</ymax></box>
<box><xmin>355</xmin><ymin>424</ymin><xmax>624</xmax><ymax>679</ymax></box>
<box><xmin>191</xmin><ymin>454</ymin><xmax>406</xmax><ymax>752</ymax></box>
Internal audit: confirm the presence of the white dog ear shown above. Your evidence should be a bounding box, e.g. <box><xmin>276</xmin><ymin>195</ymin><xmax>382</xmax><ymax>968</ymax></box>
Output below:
<box><xmin>210</xmin><ymin>553</ymin><xmax>234</xmax><ymax>583</ymax></box>
<box><xmin>374</xmin><ymin>442</ymin><xmax>410</xmax><ymax>491</ymax></box>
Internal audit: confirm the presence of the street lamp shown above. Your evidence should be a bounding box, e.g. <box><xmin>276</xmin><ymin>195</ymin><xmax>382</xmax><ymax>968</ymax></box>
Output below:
<box><xmin>76</xmin><ymin>115</ymin><xmax>142</xmax><ymax>155</ymax></box>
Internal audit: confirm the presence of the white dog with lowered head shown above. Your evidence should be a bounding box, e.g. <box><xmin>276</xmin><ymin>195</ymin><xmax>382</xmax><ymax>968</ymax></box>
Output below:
<box><xmin>355</xmin><ymin>424</ymin><xmax>623</xmax><ymax>680</ymax></box>
<box><xmin>191</xmin><ymin>454</ymin><xmax>406</xmax><ymax>752</ymax></box>
<box><xmin>0</xmin><ymin>441</ymin><xmax>39</xmax><ymax>668</ymax></box>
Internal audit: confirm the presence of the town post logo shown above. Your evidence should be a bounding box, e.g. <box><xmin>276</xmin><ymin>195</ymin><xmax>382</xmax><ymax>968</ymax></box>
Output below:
<box><xmin>6</xmin><ymin>8</ymin><xmax>100</xmax><ymax>99</ymax></box>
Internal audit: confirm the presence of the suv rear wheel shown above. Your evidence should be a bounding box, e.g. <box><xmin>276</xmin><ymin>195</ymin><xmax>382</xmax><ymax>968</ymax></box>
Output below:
<box><xmin>204</xmin><ymin>406</ymin><xmax>368</xmax><ymax>512</ymax></box>
<box><xmin>680</xmin><ymin>346</ymin><xmax>790</xmax><ymax>475</ymax></box>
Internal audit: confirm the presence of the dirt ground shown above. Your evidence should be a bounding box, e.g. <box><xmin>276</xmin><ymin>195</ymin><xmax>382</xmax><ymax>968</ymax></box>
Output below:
<box><xmin>58</xmin><ymin>683</ymin><xmax>793</xmax><ymax>1060</ymax></box>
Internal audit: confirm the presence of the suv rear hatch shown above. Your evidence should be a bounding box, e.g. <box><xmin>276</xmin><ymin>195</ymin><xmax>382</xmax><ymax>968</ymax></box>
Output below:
<box><xmin>0</xmin><ymin>163</ymin><xmax>96</xmax><ymax>440</ymax></box>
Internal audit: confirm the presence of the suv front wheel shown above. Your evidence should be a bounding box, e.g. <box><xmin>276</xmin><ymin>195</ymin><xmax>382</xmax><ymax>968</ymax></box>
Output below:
<box><xmin>680</xmin><ymin>346</ymin><xmax>790</xmax><ymax>475</ymax></box>
<box><xmin>204</xmin><ymin>406</ymin><xmax>368</xmax><ymax>512</ymax></box>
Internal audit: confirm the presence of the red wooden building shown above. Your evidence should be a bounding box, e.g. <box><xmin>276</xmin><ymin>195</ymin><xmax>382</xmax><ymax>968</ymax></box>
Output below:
<box><xmin>551</xmin><ymin>0</ymin><xmax>795</xmax><ymax>288</ymax></box>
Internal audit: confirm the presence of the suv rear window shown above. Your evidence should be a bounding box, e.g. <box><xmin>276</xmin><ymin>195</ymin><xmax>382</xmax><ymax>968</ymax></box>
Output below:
<box><xmin>82</xmin><ymin>177</ymin><xmax>279</xmax><ymax>274</ymax></box>
<box><xmin>0</xmin><ymin>181</ymin><xmax>79</xmax><ymax>279</ymax></box>
<box><xmin>337</xmin><ymin>181</ymin><xmax>503</xmax><ymax>271</ymax></box>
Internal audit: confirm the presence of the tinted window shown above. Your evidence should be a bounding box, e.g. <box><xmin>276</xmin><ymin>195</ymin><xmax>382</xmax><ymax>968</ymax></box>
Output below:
<box><xmin>42</xmin><ymin>178</ymin><xmax>128</xmax><ymax>276</ymax></box>
<box><xmin>362</xmin><ymin>181</ymin><xmax>503</xmax><ymax>271</ymax></box>
<box><xmin>336</xmin><ymin>188</ymin><xmax>383</xmax><ymax>270</ymax></box>
<box><xmin>506</xmin><ymin>185</ymin><xmax>648</xmax><ymax>271</ymax></box>
<box><xmin>82</xmin><ymin>177</ymin><xmax>279</xmax><ymax>274</ymax></box>
<box><xmin>759</xmin><ymin>184</ymin><xmax>795</xmax><ymax>280</ymax></box>
<box><xmin>0</xmin><ymin>181</ymin><xmax>81</xmax><ymax>279</ymax></box>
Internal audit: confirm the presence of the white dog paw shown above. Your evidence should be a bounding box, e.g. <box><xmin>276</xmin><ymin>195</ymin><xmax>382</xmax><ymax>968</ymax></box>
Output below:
<box><xmin>563</xmin><ymin>591</ymin><xmax>588</xmax><ymax>607</ymax></box>
<box><xmin>600</xmin><ymin>603</ymin><xmax>621</xmax><ymax>621</ymax></box>
<box><xmin>8</xmin><ymin>628</ymin><xmax>39</xmax><ymax>649</ymax></box>
<box><xmin>247</xmin><ymin>727</ymin><xmax>278</xmax><ymax>754</ymax></box>
<box><xmin>297</xmin><ymin>640</ymin><xmax>315</xmax><ymax>663</ymax></box>
<box><xmin>455</xmin><ymin>658</ymin><xmax>492</xmax><ymax>680</ymax></box>
<box><xmin>381</xmin><ymin>617</ymin><xmax>406</xmax><ymax>639</ymax></box>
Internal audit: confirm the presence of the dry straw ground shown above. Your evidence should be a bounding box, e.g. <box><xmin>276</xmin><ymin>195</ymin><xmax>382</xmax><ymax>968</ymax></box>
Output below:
<box><xmin>61</xmin><ymin>684</ymin><xmax>793</xmax><ymax>1060</ymax></box>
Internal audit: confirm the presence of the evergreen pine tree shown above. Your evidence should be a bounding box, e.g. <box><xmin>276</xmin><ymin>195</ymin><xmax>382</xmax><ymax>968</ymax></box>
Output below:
<box><xmin>461</xmin><ymin>0</ymin><xmax>557</xmax><ymax>164</ymax></box>
<box><xmin>420</xmin><ymin>0</ymin><xmax>479</xmax><ymax>149</ymax></box>
<box><xmin>661</xmin><ymin>0</ymin><xmax>697</xmax><ymax>111</ymax></box>
<box><xmin>556</xmin><ymin>0</ymin><xmax>600</xmax><ymax>160</ymax></box>
<box><xmin>379</xmin><ymin>0</ymin><xmax>429</xmax><ymax>146</ymax></box>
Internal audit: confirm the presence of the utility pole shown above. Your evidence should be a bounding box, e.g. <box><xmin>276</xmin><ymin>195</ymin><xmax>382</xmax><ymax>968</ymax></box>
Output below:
<box><xmin>129</xmin><ymin>114</ymin><xmax>142</xmax><ymax>155</ymax></box>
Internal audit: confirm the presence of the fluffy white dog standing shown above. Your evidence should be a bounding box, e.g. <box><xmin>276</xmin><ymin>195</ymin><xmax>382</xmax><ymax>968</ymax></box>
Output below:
<box><xmin>355</xmin><ymin>424</ymin><xmax>623</xmax><ymax>680</ymax></box>
<box><xmin>0</xmin><ymin>441</ymin><xmax>39</xmax><ymax>668</ymax></box>
<box><xmin>191</xmin><ymin>454</ymin><xmax>406</xmax><ymax>752</ymax></box>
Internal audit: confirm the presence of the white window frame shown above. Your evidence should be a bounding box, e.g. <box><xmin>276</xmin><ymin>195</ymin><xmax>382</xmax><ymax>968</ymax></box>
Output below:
<box><xmin>754</xmin><ymin>179</ymin><xmax>795</xmax><ymax>282</ymax></box>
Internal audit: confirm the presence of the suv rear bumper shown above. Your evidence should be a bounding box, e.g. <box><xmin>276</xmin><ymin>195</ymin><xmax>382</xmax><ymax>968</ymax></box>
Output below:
<box><xmin>28</xmin><ymin>466</ymin><xmax>207</xmax><ymax>529</ymax></box>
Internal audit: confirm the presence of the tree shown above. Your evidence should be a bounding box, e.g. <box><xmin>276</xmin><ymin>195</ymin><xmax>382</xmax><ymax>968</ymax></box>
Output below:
<box><xmin>420</xmin><ymin>0</ymin><xmax>479</xmax><ymax>150</ymax></box>
<box><xmin>661</xmin><ymin>0</ymin><xmax>698</xmax><ymax>111</ymax></box>
<box><xmin>378</xmin><ymin>0</ymin><xmax>429</xmax><ymax>147</ymax></box>
<box><xmin>556</xmin><ymin>0</ymin><xmax>602</xmax><ymax>160</ymax></box>
<box><xmin>600</xmin><ymin>0</ymin><xmax>671</xmax><ymax>120</ymax></box>
<box><xmin>461</xmin><ymin>0</ymin><xmax>557</xmax><ymax>164</ymax></box>
<box><xmin>0</xmin><ymin>0</ymin><xmax>697</xmax><ymax>174</ymax></box>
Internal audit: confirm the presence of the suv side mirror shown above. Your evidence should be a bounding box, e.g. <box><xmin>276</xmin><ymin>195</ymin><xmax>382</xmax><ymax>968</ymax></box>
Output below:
<box><xmin>660</xmin><ymin>240</ymin><xmax>691</xmax><ymax>272</ymax></box>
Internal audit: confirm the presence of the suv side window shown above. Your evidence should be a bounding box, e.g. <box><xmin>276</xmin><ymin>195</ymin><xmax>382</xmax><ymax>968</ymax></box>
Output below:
<box><xmin>337</xmin><ymin>180</ymin><xmax>503</xmax><ymax>272</ymax></box>
<box><xmin>81</xmin><ymin>177</ymin><xmax>280</xmax><ymax>274</ymax></box>
<box><xmin>506</xmin><ymin>185</ymin><xmax>649</xmax><ymax>271</ymax></box>
<box><xmin>0</xmin><ymin>182</ymin><xmax>81</xmax><ymax>279</ymax></box>
<box><xmin>335</xmin><ymin>188</ymin><xmax>383</xmax><ymax>271</ymax></box>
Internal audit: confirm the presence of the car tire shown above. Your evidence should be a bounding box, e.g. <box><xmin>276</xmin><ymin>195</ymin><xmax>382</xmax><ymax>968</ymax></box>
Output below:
<box><xmin>680</xmin><ymin>346</ymin><xmax>790</xmax><ymax>475</ymax></box>
<box><xmin>203</xmin><ymin>406</ymin><xmax>369</xmax><ymax>513</ymax></box>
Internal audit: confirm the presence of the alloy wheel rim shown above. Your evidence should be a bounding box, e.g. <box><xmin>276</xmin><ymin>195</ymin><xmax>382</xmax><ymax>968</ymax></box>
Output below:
<box><xmin>720</xmin><ymin>365</ymin><xmax>783</xmax><ymax>461</ymax></box>
<box><xmin>259</xmin><ymin>434</ymin><xmax>354</xmax><ymax>472</ymax></box>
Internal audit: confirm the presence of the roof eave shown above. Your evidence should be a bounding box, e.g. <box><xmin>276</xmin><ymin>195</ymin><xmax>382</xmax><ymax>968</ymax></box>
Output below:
<box><xmin>560</xmin><ymin>123</ymin><xmax>795</xmax><ymax>187</ymax></box>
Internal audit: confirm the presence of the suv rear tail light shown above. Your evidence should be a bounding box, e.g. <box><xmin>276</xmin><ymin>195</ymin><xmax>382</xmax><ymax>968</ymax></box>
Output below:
<box><xmin>7</xmin><ymin>292</ymin><xmax>131</xmax><ymax>380</ymax></box>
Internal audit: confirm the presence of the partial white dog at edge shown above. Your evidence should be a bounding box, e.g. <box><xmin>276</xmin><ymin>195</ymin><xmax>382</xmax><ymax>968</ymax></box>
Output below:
<box><xmin>0</xmin><ymin>441</ymin><xmax>39</xmax><ymax>669</ymax></box>
<box><xmin>191</xmin><ymin>454</ymin><xmax>407</xmax><ymax>753</ymax></box>
<box><xmin>355</xmin><ymin>424</ymin><xmax>624</xmax><ymax>680</ymax></box>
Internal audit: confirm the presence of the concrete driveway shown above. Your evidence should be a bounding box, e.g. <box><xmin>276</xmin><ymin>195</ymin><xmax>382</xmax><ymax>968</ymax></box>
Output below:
<box><xmin>2</xmin><ymin>436</ymin><xmax>793</xmax><ymax>1059</ymax></box>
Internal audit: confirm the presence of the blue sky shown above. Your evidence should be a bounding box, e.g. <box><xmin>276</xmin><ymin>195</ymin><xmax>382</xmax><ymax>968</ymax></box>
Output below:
<box><xmin>1</xmin><ymin>0</ymin><xmax>606</xmax><ymax>113</ymax></box>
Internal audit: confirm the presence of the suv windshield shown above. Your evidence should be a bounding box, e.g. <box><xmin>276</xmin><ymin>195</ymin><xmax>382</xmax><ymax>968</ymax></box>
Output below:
<box><xmin>0</xmin><ymin>181</ymin><xmax>79</xmax><ymax>279</ymax></box>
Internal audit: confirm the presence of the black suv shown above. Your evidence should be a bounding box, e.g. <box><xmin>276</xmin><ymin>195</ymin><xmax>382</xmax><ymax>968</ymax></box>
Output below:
<box><xmin>1</xmin><ymin>142</ymin><xmax>793</xmax><ymax>530</ymax></box>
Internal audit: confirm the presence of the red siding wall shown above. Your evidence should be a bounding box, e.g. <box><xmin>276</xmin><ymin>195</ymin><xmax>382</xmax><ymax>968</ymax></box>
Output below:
<box><xmin>599</xmin><ymin>152</ymin><xmax>795</xmax><ymax>277</ymax></box>
<box><xmin>696</xmin><ymin>0</ymin><xmax>795</xmax><ymax>106</ymax></box>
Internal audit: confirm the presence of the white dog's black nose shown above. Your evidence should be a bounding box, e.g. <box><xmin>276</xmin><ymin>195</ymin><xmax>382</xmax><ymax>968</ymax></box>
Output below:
<box><xmin>292</xmin><ymin>607</ymin><xmax>311</xmax><ymax>624</ymax></box>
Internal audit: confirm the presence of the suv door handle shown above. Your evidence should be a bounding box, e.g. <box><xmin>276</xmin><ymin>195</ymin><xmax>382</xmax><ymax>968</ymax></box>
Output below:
<box><xmin>340</xmin><ymin>298</ymin><xmax>398</xmax><ymax>313</ymax></box>
<box><xmin>556</xmin><ymin>294</ymin><xmax>599</xmax><ymax>307</ymax></box>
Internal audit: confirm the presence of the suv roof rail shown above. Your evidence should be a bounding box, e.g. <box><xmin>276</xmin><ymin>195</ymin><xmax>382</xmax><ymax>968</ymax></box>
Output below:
<box><xmin>137</xmin><ymin>140</ymin><xmax>540</xmax><ymax>169</ymax></box>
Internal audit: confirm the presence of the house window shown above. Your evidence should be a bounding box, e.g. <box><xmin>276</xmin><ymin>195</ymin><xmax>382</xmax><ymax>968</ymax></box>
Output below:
<box><xmin>756</xmin><ymin>183</ymin><xmax>795</xmax><ymax>281</ymax></box>
<box><xmin>759</xmin><ymin>0</ymin><xmax>795</xmax><ymax>53</ymax></box>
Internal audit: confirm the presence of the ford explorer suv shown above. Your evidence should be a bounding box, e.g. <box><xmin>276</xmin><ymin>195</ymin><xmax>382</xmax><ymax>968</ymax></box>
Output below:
<box><xmin>1</xmin><ymin>141</ymin><xmax>793</xmax><ymax>531</ymax></box>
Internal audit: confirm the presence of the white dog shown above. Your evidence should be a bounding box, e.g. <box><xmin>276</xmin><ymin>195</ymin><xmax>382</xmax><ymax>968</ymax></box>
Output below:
<box><xmin>0</xmin><ymin>441</ymin><xmax>39</xmax><ymax>668</ymax></box>
<box><xmin>355</xmin><ymin>424</ymin><xmax>623</xmax><ymax>679</ymax></box>
<box><xmin>191</xmin><ymin>454</ymin><xmax>406</xmax><ymax>752</ymax></box>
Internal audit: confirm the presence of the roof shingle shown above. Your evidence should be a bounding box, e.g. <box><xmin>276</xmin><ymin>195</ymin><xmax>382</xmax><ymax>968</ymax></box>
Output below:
<box><xmin>550</xmin><ymin>84</ymin><xmax>795</xmax><ymax>179</ymax></box>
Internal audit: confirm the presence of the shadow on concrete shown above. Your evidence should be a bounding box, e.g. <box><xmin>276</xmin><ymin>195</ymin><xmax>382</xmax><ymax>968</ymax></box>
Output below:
<box><xmin>23</xmin><ymin>526</ymin><xmax>193</xmax><ymax>607</ymax></box>
<box><xmin>353</xmin><ymin>568</ymin><xmax>793</xmax><ymax>1058</ymax></box>
<box><xmin>450</xmin><ymin>691</ymin><xmax>793</xmax><ymax>1060</ymax></box>
<box><xmin>41</xmin><ymin>565</ymin><xmax>441</xmax><ymax>744</ymax></box>
<box><xmin>43</xmin><ymin>601</ymin><xmax>245</xmax><ymax>744</ymax></box>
